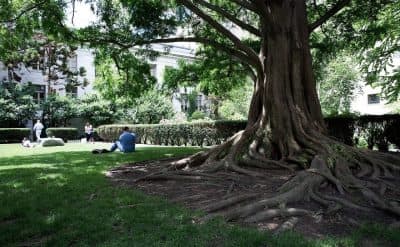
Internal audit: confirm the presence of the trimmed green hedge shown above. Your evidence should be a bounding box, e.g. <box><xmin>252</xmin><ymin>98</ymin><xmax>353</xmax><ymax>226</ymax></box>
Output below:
<box><xmin>98</xmin><ymin>115</ymin><xmax>400</xmax><ymax>150</ymax></box>
<box><xmin>46</xmin><ymin>128</ymin><xmax>78</xmax><ymax>142</ymax></box>
<box><xmin>0</xmin><ymin>128</ymin><xmax>31</xmax><ymax>143</ymax></box>
<box><xmin>97</xmin><ymin>121</ymin><xmax>247</xmax><ymax>147</ymax></box>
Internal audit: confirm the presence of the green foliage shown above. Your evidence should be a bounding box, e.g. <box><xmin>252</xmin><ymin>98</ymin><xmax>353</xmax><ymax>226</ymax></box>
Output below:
<box><xmin>41</xmin><ymin>138</ymin><xmax>65</xmax><ymax>147</ymax></box>
<box><xmin>317</xmin><ymin>54</ymin><xmax>361</xmax><ymax>116</ymax></box>
<box><xmin>78</xmin><ymin>93</ymin><xmax>117</xmax><ymax>126</ymax></box>
<box><xmin>187</xmin><ymin>89</ymin><xmax>198</xmax><ymax>117</ymax></box>
<box><xmin>310</xmin><ymin>0</ymin><xmax>400</xmax><ymax>103</ymax></box>
<box><xmin>97</xmin><ymin>121</ymin><xmax>247</xmax><ymax>147</ymax></box>
<box><xmin>98</xmin><ymin>115</ymin><xmax>400</xmax><ymax>149</ymax></box>
<box><xmin>41</xmin><ymin>94</ymin><xmax>78</xmax><ymax>127</ymax></box>
<box><xmin>219</xmin><ymin>82</ymin><xmax>253</xmax><ymax>120</ymax></box>
<box><xmin>163</xmin><ymin>47</ymin><xmax>250</xmax><ymax>119</ymax></box>
<box><xmin>45</xmin><ymin>128</ymin><xmax>78</xmax><ymax>141</ymax></box>
<box><xmin>0</xmin><ymin>128</ymin><xmax>30</xmax><ymax>143</ymax></box>
<box><xmin>190</xmin><ymin>110</ymin><xmax>206</xmax><ymax>121</ymax></box>
<box><xmin>0</xmin><ymin>82</ymin><xmax>37</xmax><ymax>127</ymax></box>
<box><xmin>94</xmin><ymin>47</ymin><xmax>156</xmax><ymax>103</ymax></box>
<box><xmin>325</xmin><ymin>114</ymin><xmax>400</xmax><ymax>151</ymax></box>
<box><xmin>120</xmin><ymin>90</ymin><xmax>175</xmax><ymax>124</ymax></box>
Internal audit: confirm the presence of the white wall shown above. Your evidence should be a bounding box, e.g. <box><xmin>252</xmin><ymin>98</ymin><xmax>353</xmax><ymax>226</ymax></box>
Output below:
<box><xmin>351</xmin><ymin>84</ymin><xmax>392</xmax><ymax>115</ymax></box>
<box><xmin>351</xmin><ymin>52</ymin><xmax>400</xmax><ymax>115</ymax></box>
<box><xmin>145</xmin><ymin>44</ymin><xmax>197</xmax><ymax>112</ymax></box>
<box><xmin>0</xmin><ymin>48</ymin><xmax>96</xmax><ymax>98</ymax></box>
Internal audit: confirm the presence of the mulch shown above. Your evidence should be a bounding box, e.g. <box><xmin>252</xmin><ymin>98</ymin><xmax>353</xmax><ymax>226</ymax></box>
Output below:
<box><xmin>106</xmin><ymin>157</ymin><xmax>400</xmax><ymax>238</ymax></box>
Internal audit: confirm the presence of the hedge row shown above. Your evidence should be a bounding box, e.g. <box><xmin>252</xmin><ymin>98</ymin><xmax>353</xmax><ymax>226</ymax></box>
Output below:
<box><xmin>98</xmin><ymin>115</ymin><xmax>400</xmax><ymax>150</ymax></box>
<box><xmin>46</xmin><ymin>128</ymin><xmax>78</xmax><ymax>142</ymax></box>
<box><xmin>0</xmin><ymin>128</ymin><xmax>78</xmax><ymax>143</ymax></box>
<box><xmin>325</xmin><ymin>114</ymin><xmax>400</xmax><ymax>151</ymax></box>
<box><xmin>97</xmin><ymin>121</ymin><xmax>247</xmax><ymax>146</ymax></box>
<box><xmin>0</xmin><ymin>128</ymin><xmax>31</xmax><ymax>143</ymax></box>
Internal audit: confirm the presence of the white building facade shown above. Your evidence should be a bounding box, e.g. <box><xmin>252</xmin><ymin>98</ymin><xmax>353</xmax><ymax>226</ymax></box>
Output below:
<box><xmin>0</xmin><ymin>48</ymin><xmax>96</xmax><ymax>101</ymax></box>
<box><xmin>351</xmin><ymin>52</ymin><xmax>400</xmax><ymax>115</ymax></box>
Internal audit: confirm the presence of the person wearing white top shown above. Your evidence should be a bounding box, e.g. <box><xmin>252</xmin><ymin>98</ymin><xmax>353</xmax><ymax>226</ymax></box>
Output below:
<box><xmin>84</xmin><ymin>122</ymin><xmax>94</xmax><ymax>143</ymax></box>
<box><xmin>33</xmin><ymin>120</ymin><xmax>44</xmax><ymax>141</ymax></box>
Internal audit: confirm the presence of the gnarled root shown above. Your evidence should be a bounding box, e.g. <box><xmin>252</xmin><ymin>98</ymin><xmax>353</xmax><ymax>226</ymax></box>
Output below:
<box><xmin>132</xmin><ymin>129</ymin><xmax>400</xmax><ymax>228</ymax></box>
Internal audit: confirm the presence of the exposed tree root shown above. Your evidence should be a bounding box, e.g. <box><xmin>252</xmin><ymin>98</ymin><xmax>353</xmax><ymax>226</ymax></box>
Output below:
<box><xmin>133</xmin><ymin>127</ymin><xmax>400</xmax><ymax>227</ymax></box>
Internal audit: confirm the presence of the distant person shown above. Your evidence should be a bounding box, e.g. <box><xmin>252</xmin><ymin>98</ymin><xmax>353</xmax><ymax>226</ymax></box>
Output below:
<box><xmin>109</xmin><ymin>127</ymin><xmax>136</xmax><ymax>153</ymax></box>
<box><xmin>21</xmin><ymin>137</ymin><xmax>35</xmax><ymax>148</ymax></box>
<box><xmin>84</xmin><ymin>122</ymin><xmax>95</xmax><ymax>144</ymax></box>
<box><xmin>33</xmin><ymin>120</ymin><xmax>44</xmax><ymax>142</ymax></box>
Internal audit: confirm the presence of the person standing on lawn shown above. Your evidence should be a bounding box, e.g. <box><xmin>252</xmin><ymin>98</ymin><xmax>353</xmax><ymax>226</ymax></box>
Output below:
<box><xmin>33</xmin><ymin>120</ymin><xmax>44</xmax><ymax>142</ymax></box>
<box><xmin>84</xmin><ymin>122</ymin><xmax>95</xmax><ymax>144</ymax></box>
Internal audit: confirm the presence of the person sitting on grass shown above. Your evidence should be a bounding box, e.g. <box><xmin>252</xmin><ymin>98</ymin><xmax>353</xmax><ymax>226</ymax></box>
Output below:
<box><xmin>21</xmin><ymin>137</ymin><xmax>35</xmax><ymax>148</ymax></box>
<box><xmin>93</xmin><ymin>127</ymin><xmax>136</xmax><ymax>154</ymax></box>
<box><xmin>110</xmin><ymin>127</ymin><xmax>136</xmax><ymax>153</ymax></box>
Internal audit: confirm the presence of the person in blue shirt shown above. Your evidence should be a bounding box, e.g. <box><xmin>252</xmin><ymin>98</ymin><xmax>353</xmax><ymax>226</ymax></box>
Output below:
<box><xmin>109</xmin><ymin>127</ymin><xmax>136</xmax><ymax>153</ymax></box>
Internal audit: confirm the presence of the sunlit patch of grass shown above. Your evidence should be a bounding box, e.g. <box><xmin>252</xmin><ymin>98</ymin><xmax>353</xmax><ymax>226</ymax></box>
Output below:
<box><xmin>0</xmin><ymin>163</ymin><xmax>55</xmax><ymax>171</ymax></box>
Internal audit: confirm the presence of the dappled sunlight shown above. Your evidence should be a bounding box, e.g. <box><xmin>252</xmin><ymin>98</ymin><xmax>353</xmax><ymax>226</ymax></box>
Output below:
<box><xmin>164</xmin><ymin>153</ymin><xmax>175</xmax><ymax>157</ymax></box>
<box><xmin>4</xmin><ymin>181</ymin><xmax>24</xmax><ymax>189</ymax></box>
<box><xmin>37</xmin><ymin>173</ymin><xmax>67</xmax><ymax>181</ymax></box>
<box><xmin>0</xmin><ymin>163</ymin><xmax>54</xmax><ymax>171</ymax></box>
<box><xmin>45</xmin><ymin>212</ymin><xmax>58</xmax><ymax>225</ymax></box>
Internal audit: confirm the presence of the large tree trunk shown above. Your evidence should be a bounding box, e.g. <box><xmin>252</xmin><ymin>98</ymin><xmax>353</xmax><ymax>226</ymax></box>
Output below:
<box><xmin>250</xmin><ymin>0</ymin><xmax>326</xmax><ymax>159</ymax></box>
<box><xmin>134</xmin><ymin>0</ymin><xmax>400</xmax><ymax>225</ymax></box>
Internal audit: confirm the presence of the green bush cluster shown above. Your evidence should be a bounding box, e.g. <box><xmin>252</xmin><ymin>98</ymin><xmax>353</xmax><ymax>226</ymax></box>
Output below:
<box><xmin>45</xmin><ymin>128</ymin><xmax>78</xmax><ymax>142</ymax></box>
<box><xmin>98</xmin><ymin>115</ymin><xmax>400</xmax><ymax>150</ymax></box>
<box><xmin>0</xmin><ymin>128</ymin><xmax>31</xmax><ymax>143</ymax></box>
<box><xmin>97</xmin><ymin>121</ymin><xmax>247</xmax><ymax>147</ymax></box>
<box><xmin>325</xmin><ymin>114</ymin><xmax>400</xmax><ymax>151</ymax></box>
<box><xmin>41</xmin><ymin>138</ymin><xmax>65</xmax><ymax>147</ymax></box>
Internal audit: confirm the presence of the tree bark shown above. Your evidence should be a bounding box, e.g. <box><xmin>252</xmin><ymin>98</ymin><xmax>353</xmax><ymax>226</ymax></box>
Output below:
<box><xmin>247</xmin><ymin>0</ymin><xmax>326</xmax><ymax>159</ymax></box>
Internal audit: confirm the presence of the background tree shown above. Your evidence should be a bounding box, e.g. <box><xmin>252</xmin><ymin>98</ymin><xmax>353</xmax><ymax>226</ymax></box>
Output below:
<box><xmin>163</xmin><ymin>44</ymin><xmax>250</xmax><ymax>118</ymax></box>
<box><xmin>317</xmin><ymin>53</ymin><xmax>361</xmax><ymax>116</ymax></box>
<box><xmin>78</xmin><ymin>93</ymin><xmax>117</xmax><ymax>126</ymax></box>
<box><xmin>41</xmin><ymin>94</ymin><xmax>78</xmax><ymax>127</ymax></box>
<box><xmin>120</xmin><ymin>90</ymin><xmax>175</xmax><ymax>124</ymax></box>
<box><xmin>219</xmin><ymin>82</ymin><xmax>253</xmax><ymax>120</ymax></box>
<box><xmin>94</xmin><ymin>47</ymin><xmax>156</xmax><ymax>106</ymax></box>
<box><xmin>0</xmin><ymin>82</ymin><xmax>37</xmax><ymax>127</ymax></box>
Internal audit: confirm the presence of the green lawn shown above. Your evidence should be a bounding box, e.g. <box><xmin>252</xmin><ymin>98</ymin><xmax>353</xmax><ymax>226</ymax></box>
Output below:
<box><xmin>0</xmin><ymin>143</ymin><xmax>398</xmax><ymax>246</ymax></box>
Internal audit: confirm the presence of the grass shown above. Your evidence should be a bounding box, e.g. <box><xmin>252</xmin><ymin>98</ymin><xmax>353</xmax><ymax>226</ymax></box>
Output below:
<box><xmin>0</xmin><ymin>143</ymin><xmax>399</xmax><ymax>246</ymax></box>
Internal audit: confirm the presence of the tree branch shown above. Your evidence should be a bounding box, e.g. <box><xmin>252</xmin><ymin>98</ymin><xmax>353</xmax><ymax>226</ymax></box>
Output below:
<box><xmin>231</xmin><ymin>0</ymin><xmax>260</xmax><ymax>14</ymax></box>
<box><xmin>1</xmin><ymin>0</ymin><xmax>48</xmax><ymax>24</ymax></box>
<box><xmin>177</xmin><ymin>0</ymin><xmax>260</xmax><ymax>67</ymax></box>
<box><xmin>309</xmin><ymin>0</ymin><xmax>351</xmax><ymax>32</ymax></box>
<box><xmin>194</xmin><ymin>0</ymin><xmax>261</xmax><ymax>37</ymax></box>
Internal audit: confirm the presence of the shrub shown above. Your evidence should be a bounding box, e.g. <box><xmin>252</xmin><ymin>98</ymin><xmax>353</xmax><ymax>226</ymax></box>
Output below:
<box><xmin>190</xmin><ymin>111</ymin><xmax>206</xmax><ymax>120</ymax></box>
<box><xmin>97</xmin><ymin>115</ymin><xmax>400</xmax><ymax>150</ymax></box>
<box><xmin>97</xmin><ymin>120</ymin><xmax>247</xmax><ymax>147</ymax></box>
<box><xmin>325</xmin><ymin>116</ymin><xmax>356</xmax><ymax>145</ymax></box>
<box><xmin>46</xmin><ymin>128</ymin><xmax>78</xmax><ymax>142</ymax></box>
<box><xmin>0</xmin><ymin>128</ymin><xmax>31</xmax><ymax>143</ymax></box>
<box><xmin>41</xmin><ymin>138</ymin><xmax>65</xmax><ymax>147</ymax></box>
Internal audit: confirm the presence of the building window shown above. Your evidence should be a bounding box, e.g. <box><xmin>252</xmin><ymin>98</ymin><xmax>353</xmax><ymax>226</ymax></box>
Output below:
<box><xmin>150</xmin><ymin>64</ymin><xmax>157</xmax><ymax>77</ymax></box>
<box><xmin>180</xmin><ymin>93</ymin><xmax>188</xmax><ymax>112</ymax></box>
<box><xmin>196</xmin><ymin>95</ymin><xmax>202</xmax><ymax>111</ymax></box>
<box><xmin>367</xmin><ymin>94</ymin><xmax>380</xmax><ymax>104</ymax></box>
<box><xmin>68</xmin><ymin>54</ymin><xmax>78</xmax><ymax>72</ymax></box>
<box><xmin>33</xmin><ymin>85</ymin><xmax>45</xmax><ymax>104</ymax></box>
<box><xmin>66</xmin><ymin>86</ymin><xmax>78</xmax><ymax>98</ymax></box>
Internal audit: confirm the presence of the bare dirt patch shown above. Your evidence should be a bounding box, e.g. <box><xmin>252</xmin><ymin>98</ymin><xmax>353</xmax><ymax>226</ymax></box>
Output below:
<box><xmin>106</xmin><ymin>157</ymin><xmax>400</xmax><ymax>238</ymax></box>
